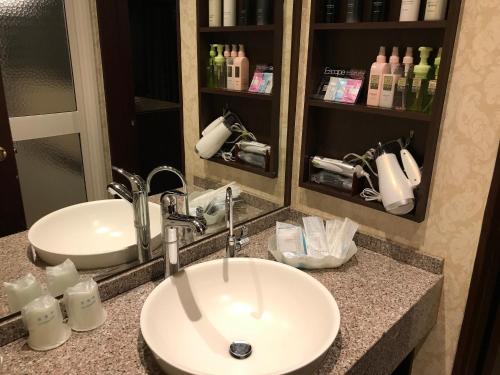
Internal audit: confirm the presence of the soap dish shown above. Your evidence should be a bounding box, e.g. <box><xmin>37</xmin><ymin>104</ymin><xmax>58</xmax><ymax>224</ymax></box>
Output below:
<box><xmin>267</xmin><ymin>235</ymin><xmax>357</xmax><ymax>270</ymax></box>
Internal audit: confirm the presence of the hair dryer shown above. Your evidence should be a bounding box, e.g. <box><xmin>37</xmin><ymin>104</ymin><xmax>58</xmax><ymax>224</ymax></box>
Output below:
<box><xmin>195</xmin><ymin>115</ymin><xmax>233</xmax><ymax>159</ymax></box>
<box><xmin>375</xmin><ymin>141</ymin><xmax>421</xmax><ymax>215</ymax></box>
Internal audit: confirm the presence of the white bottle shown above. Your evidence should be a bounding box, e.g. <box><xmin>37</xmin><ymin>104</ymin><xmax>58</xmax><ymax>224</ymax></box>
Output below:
<box><xmin>380</xmin><ymin>47</ymin><xmax>402</xmax><ymax>108</ymax></box>
<box><xmin>424</xmin><ymin>0</ymin><xmax>448</xmax><ymax>21</ymax></box>
<box><xmin>223</xmin><ymin>0</ymin><xmax>236</xmax><ymax>26</ymax></box>
<box><xmin>208</xmin><ymin>0</ymin><xmax>222</xmax><ymax>27</ymax></box>
<box><xmin>367</xmin><ymin>46</ymin><xmax>390</xmax><ymax>107</ymax></box>
<box><xmin>233</xmin><ymin>44</ymin><xmax>249</xmax><ymax>91</ymax></box>
<box><xmin>226</xmin><ymin>45</ymin><xmax>238</xmax><ymax>90</ymax></box>
<box><xmin>399</xmin><ymin>0</ymin><xmax>421</xmax><ymax>22</ymax></box>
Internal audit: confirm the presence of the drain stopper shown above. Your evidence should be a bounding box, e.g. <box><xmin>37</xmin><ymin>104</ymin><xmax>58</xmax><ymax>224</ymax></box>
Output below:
<box><xmin>229</xmin><ymin>341</ymin><xmax>252</xmax><ymax>359</ymax></box>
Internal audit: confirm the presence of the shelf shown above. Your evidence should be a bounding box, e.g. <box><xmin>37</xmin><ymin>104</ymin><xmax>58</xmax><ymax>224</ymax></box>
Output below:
<box><xmin>313</xmin><ymin>21</ymin><xmax>447</xmax><ymax>31</ymax></box>
<box><xmin>300</xmin><ymin>181</ymin><xmax>422</xmax><ymax>222</ymax></box>
<box><xmin>199</xmin><ymin>25</ymin><xmax>274</xmax><ymax>33</ymax></box>
<box><xmin>207</xmin><ymin>156</ymin><xmax>277</xmax><ymax>178</ymax></box>
<box><xmin>200</xmin><ymin>87</ymin><xmax>273</xmax><ymax>101</ymax></box>
<box><xmin>308</xmin><ymin>99</ymin><xmax>432</xmax><ymax>122</ymax></box>
<box><xmin>134</xmin><ymin>97</ymin><xmax>180</xmax><ymax>114</ymax></box>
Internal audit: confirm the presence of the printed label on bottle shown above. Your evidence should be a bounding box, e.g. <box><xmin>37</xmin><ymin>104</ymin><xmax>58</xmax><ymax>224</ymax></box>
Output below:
<box><xmin>235</xmin><ymin>66</ymin><xmax>240</xmax><ymax>78</ymax></box>
<box><xmin>411</xmin><ymin>78</ymin><xmax>422</xmax><ymax>93</ymax></box>
<box><xmin>227</xmin><ymin>66</ymin><xmax>232</xmax><ymax>77</ymax></box>
<box><xmin>428</xmin><ymin>80</ymin><xmax>437</xmax><ymax>94</ymax></box>
<box><xmin>382</xmin><ymin>75</ymin><xmax>393</xmax><ymax>91</ymax></box>
<box><xmin>397</xmin><ymin>77</ymin><xmax>407</xmax><ymax>91</ymax></box>
<box><xmin>369</xmin><ymin>75</ymin><xmax>380</xmax><ymax>90</ymax></box>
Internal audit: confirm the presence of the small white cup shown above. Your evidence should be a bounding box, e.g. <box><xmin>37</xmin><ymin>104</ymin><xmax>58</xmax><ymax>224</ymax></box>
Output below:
<box><xmin>3</xmin><ymin>273</ymin><xmax>43</xmax><ymax>313</ymax></box>
<box><xmin>21</xmin><ymin>295</ymin><xmax>71</xmax><ymax>351</ymax></box>
<box><xmin>46</xmin><ymin>259</ymin><xmax>80</xmax><ymax>297</ymax></box>
<box><xmin>63</xmin><ymin>279</ymin><xmax>106</xmax><ymax>332</ymax></box>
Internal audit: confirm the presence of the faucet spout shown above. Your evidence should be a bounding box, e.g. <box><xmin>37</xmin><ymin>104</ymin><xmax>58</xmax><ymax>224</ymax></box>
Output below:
<box><xmin>158</xmin><ymin>187</ymin><xmax>206</xmax><ymax>278</ymax></box>
<box><xmin>109</xmin><ymin>166</ymin><xmax>151</xmax><ymax>263</ymax></box>
<box><xmin>107</xmin><ymin>182</ymin><xmax>133</xmax><ymax>203</ymax></box>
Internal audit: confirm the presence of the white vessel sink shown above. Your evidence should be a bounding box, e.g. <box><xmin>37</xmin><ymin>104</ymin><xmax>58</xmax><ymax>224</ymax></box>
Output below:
<box><xmin>29</xmin><ymin>200</ymin><xmax>162</xmax><ymax>269</ymax></box>
<box><xmin>141</xmin><ymin>258</ymin><xmax>340</xmax><ymax>375</ymax></box>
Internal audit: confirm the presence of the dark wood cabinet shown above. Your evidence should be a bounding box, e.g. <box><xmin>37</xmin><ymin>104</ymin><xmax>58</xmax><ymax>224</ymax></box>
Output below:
<box><xmin>298</xmin><ymin>0</ymin><xmax>463</xmax><ymax>222</ymax></box>
<box><xmin>195</xmin><ymin>0</ymin><xmax>284</xmax><ymax>178</ymax></box>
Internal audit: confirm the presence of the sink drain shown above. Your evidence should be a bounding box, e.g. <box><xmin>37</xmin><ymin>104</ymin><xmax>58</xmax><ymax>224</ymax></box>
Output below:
<box><xmin>229</xmin><ymin>341</ymin><xmax>252</xmax><ymax>359</ymax></box>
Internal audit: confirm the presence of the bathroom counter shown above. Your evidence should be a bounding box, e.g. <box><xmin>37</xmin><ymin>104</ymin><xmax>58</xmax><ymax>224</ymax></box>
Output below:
<box><xmin>0</xmin><ymin>186</ymin><xmax>277</xmax><ymax>317</ymax></box>
<box><xmin>0</xmin><ymin>225</ymin><xmax>442</xmax><ymax>375</ymax></box>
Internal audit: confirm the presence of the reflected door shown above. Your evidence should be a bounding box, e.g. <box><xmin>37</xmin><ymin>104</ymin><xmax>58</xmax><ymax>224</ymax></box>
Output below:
<box><xmin>0</xmin><ymin>0</ymin><xmax>87</xmax><ymax>228</ymax></box>
<box><xmin>0</xmin><ymin>65</ymin><xmax>25</xmax><ymax>236</ymax></box>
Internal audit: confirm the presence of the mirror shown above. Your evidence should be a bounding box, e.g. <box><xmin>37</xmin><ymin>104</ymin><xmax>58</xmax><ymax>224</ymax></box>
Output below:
<box><xmin>0</xmin><ymin>0</ymin><xmax>292</xmax><ymax>319</ymax></box>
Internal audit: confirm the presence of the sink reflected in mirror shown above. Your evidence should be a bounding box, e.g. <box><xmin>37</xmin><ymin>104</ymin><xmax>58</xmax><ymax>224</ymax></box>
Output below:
<box><xmin>28</xmin><ymin>200</ymin><xmax>162</xmax><ymax>269</ymax></box>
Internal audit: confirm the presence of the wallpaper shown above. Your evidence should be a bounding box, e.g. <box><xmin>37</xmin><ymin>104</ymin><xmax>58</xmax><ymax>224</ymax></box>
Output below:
<box><xmin>178</xmin><ymin>0</ymin><xmax>294</xmax><ymax>205</ymax></box>
<box><xmin>290</xmin><ymin>0</ymin><xmax>500</xmax><ymax>374</ymax></box>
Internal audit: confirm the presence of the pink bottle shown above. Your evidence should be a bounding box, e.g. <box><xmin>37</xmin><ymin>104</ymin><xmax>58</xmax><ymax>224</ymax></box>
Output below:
<box><xmin>233</xmin><ymin>44</ymin><xmax>249</xmax><ymax>91</ymax></box>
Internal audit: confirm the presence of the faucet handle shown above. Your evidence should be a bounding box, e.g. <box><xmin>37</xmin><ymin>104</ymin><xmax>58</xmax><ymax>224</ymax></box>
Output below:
<box><xmin>160</xmin><ymin>190</ymin><xmax>186</xmax><ymax>215</ymax></box>
<box><xmin>236</xmin><ymin>225</ymin><xmax>249</xmax><ymax>251</ymax></box>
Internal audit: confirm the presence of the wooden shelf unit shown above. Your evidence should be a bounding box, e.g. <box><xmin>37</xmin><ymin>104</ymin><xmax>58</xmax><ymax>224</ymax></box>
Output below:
<box><xmin>196</xmin><ymin>0</ymin><xmax>283</xmax><ymax>178</ymax></box>
<box><xmin>299</xmin><ymin>0</ymin><xmax>463</xmax><ymax>222</ymax></box>
<box><xmin>200</xmin><ymin>87</ymin><xmax>273</xmax><ymax>101</ymax></box>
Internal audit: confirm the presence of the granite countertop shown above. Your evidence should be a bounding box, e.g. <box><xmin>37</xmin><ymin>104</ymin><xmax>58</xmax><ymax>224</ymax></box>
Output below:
<box><xmin>0</xmin><ymin>226</ymin><xmax>442</xmax><ymax>375</ymax></box>
<box><xmin>0</xmin><ymin>188</ymin><xmax>272</xmax><ymax>317</ymax></box>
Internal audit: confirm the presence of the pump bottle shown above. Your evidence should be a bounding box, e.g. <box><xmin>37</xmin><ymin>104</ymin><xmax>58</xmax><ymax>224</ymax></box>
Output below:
<box><xmin>233</xmin><ymin>44</ymin><xmax>249</xmax><ymax>90</ymax></box>
<box><xmin>206</xmin><ymin>45</ymin><xmax>217</xmax><ymax>88</ymax></box>
<box><xmin>423</xmin><ymin>47</ymin><xmax>442</xmax><ymax>113</ymax></box>
<box><xmin>367</xmin><ymin>46</ymin><xmax>390</xmax><ymax>107</ymax></box>
<box><xmin>409</xmin><ymin>46</ymin><xmax>433</xmax><ymax>112</ymax></box>
<box><xmin>379</xmin><ymin>47</ymin><xmax>402</xmax><ymax>108</ymax></box>
<box><xmin>213</xmin><ymin>44</ymin><xmax>226</xmax><ymax>88</ymax></box>
<box><xmin>394</xmin><ymin>47</ymin><xmax>414</xmax><ymax>111</ymax></box>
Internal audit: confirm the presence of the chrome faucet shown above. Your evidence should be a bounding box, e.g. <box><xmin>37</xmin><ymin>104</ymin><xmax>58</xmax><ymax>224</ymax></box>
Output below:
<box><xmin>107</xmin><ymin>166</ymin><xmax>151</xmax><ymax>263</ymax></box>
<box><xmin>146</xmin><ymin>165</ymin><xmax>189</xmax><ymax>215</ymax></box>
<box><xmin>225</xmin><ymin>187</ymin><xmax>249</xmax><ymax>258</ymax></box>
<box><xmin>161</xmin><ymin>190</ymin><xmax>206</xmax><ymax>277</ymax></box>
<box><xmin>146</xmin><ymin>165</ymin><xmax>205</xmax><ymax>277</ymax></box>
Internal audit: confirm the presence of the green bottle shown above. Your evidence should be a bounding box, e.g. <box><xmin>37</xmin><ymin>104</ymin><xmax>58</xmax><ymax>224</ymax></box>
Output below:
<box><xmin>213</xmin><ymin>44</ymin><xmax>226</xmax><ymax>89</ymax></box>
<box><xmin>423</xmin><ymin>47</ymin><xmax>442</xmax><ymax>114</ymax></box>
<box><xmin>409</xmin><ymin>46</ymin><xmax>433</xmax><ymax>112</ymax></box>
<box><xmin>206</xmin><ymin>45</ymin><xmax>216</xmax><ymax>88</ymax></box>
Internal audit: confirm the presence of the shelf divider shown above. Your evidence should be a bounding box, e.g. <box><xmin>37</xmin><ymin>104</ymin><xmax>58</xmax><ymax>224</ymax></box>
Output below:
<box><xmin>308</xmin><ymin>99</ymin><xmax>432</xmax><ymax>121</ymax></box>
<box><xmin>313</xmin><ymin>21</ymin><xmax>447</xmax><ymax>31</ymax></box>
<box><xmin>200</xmin><ymin>87</ymin><xmax>273</xmax><ymax>101</ymax></box>
<box><xmin>199</xmin><ymin>25</ymin><xmax>274</xmax><ymax>33</ymax></box>
<box><xmin>208</xmin><ymin>157</ymin><xmax>277</xmax><ymax>178</ymax></box>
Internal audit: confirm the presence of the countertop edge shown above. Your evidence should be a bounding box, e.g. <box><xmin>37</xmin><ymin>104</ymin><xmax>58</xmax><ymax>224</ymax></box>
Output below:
<box><xmin>345</xmin><ymin>276</ymin><xmax>443</xmax><ymax>374</ymax></box>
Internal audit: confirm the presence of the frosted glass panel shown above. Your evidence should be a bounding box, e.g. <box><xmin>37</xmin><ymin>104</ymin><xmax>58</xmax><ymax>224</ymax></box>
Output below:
<box><xmin>0</xmin><ymin>0</ymin><xmax>76</xmax><ymax>117</ymax></box>
<box><xmin>14</xmin><ymin>134</ymin><xmax>87</xmax><ymax>226</ymax></box>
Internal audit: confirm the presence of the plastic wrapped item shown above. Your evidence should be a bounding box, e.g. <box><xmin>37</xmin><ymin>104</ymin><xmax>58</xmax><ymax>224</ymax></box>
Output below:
<box><xmin>327</xmin><ymin>218</ymin><xmax>359</xmax><ymax>259</ymax></box>
<box><xmin>302</xmin><ymin>216</ymin><xmax>329</xmax><ymax>256</ymax></box>
<box><xmin>46</xmin><ymin>259</ymin><xmax>80</xmax><ymax>297</ymax></box>
<box><xmin>237</xmin><ymin>150</ymin><xmax>266</xmax><ymax>168</ymax></box>
<box><xmin>22</xmin><ymin>295</ymin><xmax>71</xmax><ymax>351</ymax></box>
<box><xmin>3</xmin><ymin>273</ymin><xmax>43</xmax><ymax>313</ymax></box>
<box><xmin>63</xmin><ymin>279</ymin><xmax>106</xmax><ymax>331</ymax></box>
<box><xmin>63</xmin><ymin>279</ymin><xmax>106</xmax><ymax>332</ymax></box>
<box><xmin>310</xmin><ymin>170</ymin><xmax>353</xmax><ymax>192</ymax></box>
<box><xmin>275</xmin><ymin>222</ymin><xmax>305</xmax><ymax>256</ymax></box>
<box><xmin>268</xmin><ymin>216</ymin><xmax>359</xmax><ymax>269</ymax></box>
<box><xmin>268</xmin><ymin>235</ymin><xmax>357</xmax><ymax>269</ymax></box>
<box><xmin>237</xmin><ymin>140</ymin><xmax>270</xmax><ymax>156</ymax></box>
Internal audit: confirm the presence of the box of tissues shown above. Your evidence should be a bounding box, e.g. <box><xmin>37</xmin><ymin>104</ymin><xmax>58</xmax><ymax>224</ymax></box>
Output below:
<box><xmin>268</xmin><ymin>217</ymin><xmax>358</xmax><ymax>269</ymax></box>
